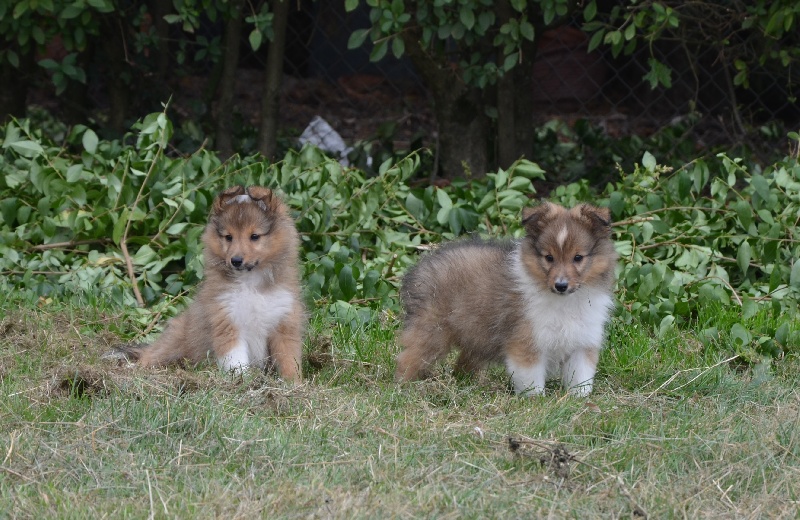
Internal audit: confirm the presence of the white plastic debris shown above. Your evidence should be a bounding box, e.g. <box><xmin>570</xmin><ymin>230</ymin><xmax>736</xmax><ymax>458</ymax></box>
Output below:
<box><xmin>298</xmin><ymin>116</ymin><xmax>353</xmax><ymax>166</ymax></box>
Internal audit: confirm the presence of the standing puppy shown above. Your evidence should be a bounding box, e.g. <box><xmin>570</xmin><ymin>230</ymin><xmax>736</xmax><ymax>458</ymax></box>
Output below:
<box><xmin>121</xmin><ymin>185</ymin><xmax>305</xmax><ymax>382</ymax></box>
<box><xmin>395</xmin><ymin>202</ymin><xmax>617</xmax><ymax>396</ymax></box>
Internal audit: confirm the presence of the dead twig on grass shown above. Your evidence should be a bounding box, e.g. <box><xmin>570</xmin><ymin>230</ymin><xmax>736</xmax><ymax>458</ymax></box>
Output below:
<box><xmin>508</xmin><ymin>437</ymin><xmax>648</xmax><ymax>519</ymax></box>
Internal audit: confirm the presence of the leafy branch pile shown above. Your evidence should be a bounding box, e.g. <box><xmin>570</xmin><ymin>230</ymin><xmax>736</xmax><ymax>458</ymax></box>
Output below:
<box><xmin>1</xmin><ymin>112</ymin><xmax>798</xmax><ymax>357</ymax></box>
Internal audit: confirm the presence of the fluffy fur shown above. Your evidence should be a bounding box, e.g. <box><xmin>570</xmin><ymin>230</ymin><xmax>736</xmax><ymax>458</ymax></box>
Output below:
<box><xmin>395</xmin><ymin>201</ymin><xmax>617</xmax><ymax>396</ymax></box>
<box><xmin>118</xmin><ymin>185</ymin><xmax>305</xmax><ymax>382</ymax></box>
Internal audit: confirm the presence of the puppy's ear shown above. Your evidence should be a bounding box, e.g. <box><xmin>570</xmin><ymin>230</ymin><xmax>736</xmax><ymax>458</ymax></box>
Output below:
<box><xmin>214</xmin><ymin>185</ymin><xmax>246</xmax><ymax>214</ymax></box>
<box><xmin>245</xmin><ymin>186</ymin><xmax>274</xmax><ymax>212</ymax></box>
<box><xmin>578</xmin><ymin>204</ymin><xmax>612</xmax><ymax>237</ymax></box>
<box><xmin>213</xmin><ymin>186</ymin><xmax>244</xmax><ymax>209</ymax></box>
<box><xmin>521</xmin><ymin>202</ymin><xmax>556</xmax><ymax>237</ymax></box>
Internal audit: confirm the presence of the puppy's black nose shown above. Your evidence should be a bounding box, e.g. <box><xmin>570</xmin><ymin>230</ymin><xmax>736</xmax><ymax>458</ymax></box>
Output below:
<box><xmin>231</xmin><ymin>256</ymin><xmax>244</xmax><ymax>268</ymax></box>
<box><xmin>554</xmin><ymin>281</ymin><xmax>569</xmax><ymax>293</ymax></box>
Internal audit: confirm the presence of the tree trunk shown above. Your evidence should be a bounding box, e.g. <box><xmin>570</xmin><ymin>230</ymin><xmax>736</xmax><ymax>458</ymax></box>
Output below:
<box><xmin>151</xmin><ymin>0</ymin><xmax>171</xmax><ymax>83</ymax></box>
<box><xmin>100</xmin><ymin>15</ymin><xmax>130</xmax><ymax>134</ymax></box>
<box><xmin>215</xmin><ymin>0</ymin><xmax>246</xmax><ymax>158</ymax></box>
<box><xmin>0</xmin><ymin>48</ymin><xmax>34</xmax><ymax>122</ymax></box>
<box><xmin>258</xmin><ymin>0</ymin><xmax>291</xmax><ymax>158</ymax></box>
<box><xmin>496</xmin><ymin>0</ymin><xmax>537</xmax><ymax>169</ymax></box>
<box><xmin>401</xmin><ymin>30</ymin><xmax>489</xmax><ymax>179</ymax></box>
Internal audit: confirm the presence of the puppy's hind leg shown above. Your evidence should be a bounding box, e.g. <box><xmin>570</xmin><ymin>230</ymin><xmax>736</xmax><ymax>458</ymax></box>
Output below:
<box><xmin>395</xmin><ymin>324</ymin><xmax>451</xmax><ymax>382</ymax></box>
<box><xmin>136</xmin><ymin>315</ymin><xmax>197</xmax><ymax>367</ymax></box>
<box><xmin>453</xmin><ymin>350</ymin><xmax>486</xmax><ymax>380</ymax></box>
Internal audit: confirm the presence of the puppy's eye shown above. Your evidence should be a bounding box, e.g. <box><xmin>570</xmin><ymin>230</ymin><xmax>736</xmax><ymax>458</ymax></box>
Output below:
<box><xmin>224</xmin><ymin>234</ymin><xmax>233</xmax><ymax>242</ymax></box>
<box><xmin>250</xmin><ymin>233</ymin><xmax>260</xmax><ymax>241</ymax></box>
<box><xmin>574</xmin><ymin>254</ymin><xmax>584</xmax><ymax>262</ymax></box>
<box><xmin>545</xmin><ymin>254</ymin><xmax>554</xmax><ymax>263</ymax></box>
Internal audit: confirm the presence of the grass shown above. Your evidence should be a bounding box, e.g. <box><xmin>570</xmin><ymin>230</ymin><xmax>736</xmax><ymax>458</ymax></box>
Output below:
<box><xmin>2</xmin><ymin>291</ymin><xmax>800</xmax><ymax>519</ymax></box>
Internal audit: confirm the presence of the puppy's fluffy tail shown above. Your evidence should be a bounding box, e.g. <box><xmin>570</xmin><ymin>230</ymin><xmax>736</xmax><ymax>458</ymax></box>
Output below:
<box><xmin>101</xmin><ymin>342</ymin><xmax>147</xmax><ymax>364</ymax></box>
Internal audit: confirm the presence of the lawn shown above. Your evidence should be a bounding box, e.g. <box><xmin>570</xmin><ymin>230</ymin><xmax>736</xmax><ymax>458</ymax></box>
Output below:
<box><xmin>1</xmin><ymin>291</ymin><xmax>798</xmax><ymax>519</ymax></box>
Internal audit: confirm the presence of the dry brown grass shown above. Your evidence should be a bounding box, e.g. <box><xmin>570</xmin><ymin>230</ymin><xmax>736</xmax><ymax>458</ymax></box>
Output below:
<box><xmin>2</xmin><ymin>301</ymin><xmax>800</xmax><ymax>518</ymax></box>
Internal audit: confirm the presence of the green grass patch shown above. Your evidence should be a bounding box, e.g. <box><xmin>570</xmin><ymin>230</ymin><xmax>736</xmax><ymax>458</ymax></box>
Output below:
<box><xmin>2</xmin><ymin>292</ymin><xmax>799</xmax><ymax>518</ymax></box>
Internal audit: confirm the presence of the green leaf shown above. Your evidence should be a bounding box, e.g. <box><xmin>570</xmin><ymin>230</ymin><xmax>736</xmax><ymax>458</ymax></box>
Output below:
<box><xmin>737</xmin><ymin>241</ymin><xmax>751</xmax><ymax>274</ymax></box>
<box><xmin>66</xmin><ymin>164</ymin><xmax>83</xmax><ymax>183</ymax></box>
<box><xmin>769</xmin><ymin>266</ymin><xmax>782</xmax><ymax>293</ymax></box>
<box><xmin>749</xmin><ymin>175</ymin><xmax>770</xmax><ymax>203</ymax></box>
<box><xmin>338</xmin><ymin>265</ymin><xmax>357</xmax><ymax>301</ymax></box>
<box><xmin>449</xmin><ymin>207</ymin><xmax>462</xmax><ymax>235</ymax></box>
<box><xmin>502</xmin><ymin>52</ymin><xmax>519</xmax><ymax>72</ymax></box>
<box><xmin>730</xmin><ymin>323</ymin><xmax>751</xmax><ymax>347</ymax></box>
<box><xmin>624</xmin><ymin>23</ymin><xmax>636</xmax><ymax>41</ymax></box>
<box><xmin>391</xmin><ymin>36</ymin><xmax>405</xmax><ymax>59</ymax></box>
<box><xmin>734</xmin><ymin>200</ymin><xmax>752</xmax><ymax>230</ymax></box>
<box><xmin>583</xmin><ymin>1</ymin><xmax>597</xmax><ymax>22</ymax></box>
<box><xmin>519</xmin><ymin>21</ymin><xmax>534</xmax><ymax>41</ymax></box>
<box><xmin>642</xmin><ymin>151</ymin><xmax>656</xmax><ymax>172</ymax></box>
<box><xmin>113</xmin><ymin>208</ymin><xmax>129</xmax><ymax>245</ymax></box>
<box><xmin>512</xmin><ymin>160</ymin><xmax>545</xmax><ymax>180</ymax></box>
<box><xmin>436</xmin><ymin>207</ymin><xmax>451</xmax><ymax>226</ymax></box>
<box><xmin>775</xmin><ymin>323</ymin><xmax>790</xmax><ymax>345</ymax></box>
<box><xmin>587</xmin><ymin>29</ymin><xmax>604</xmax><ymax>53</ymax></box>
<box><xmin>459</xmin><ymin>7</ymin><xmax>475</xmax><ymax>30</ymax></box>
<box><xmin>82</xmin><ymin>128</ymin><xmax>98</xmax><ymax>154</ymax></box>
<box><xmin>70</xmin><ymin>185</ymin><xmax>87</xmax><ymax>206</ymax></box>
<box><xmin>249</xmin><ymin>29</ymin><xmax>263</xmax><ymax>51</ymax></box>
<box><xmin>345</xmin><ymin>0</ymin><xmax>359</xmax><ymax>12</ymax></box>
<box><xmin>790</xmin><ymin>261</ymin><xmax>800</xmax><ymax>288</ymax></box>
<box><xmin>436</xmin><ymin>188</ymin><xmax>453</xmax><ymax>210</ymax></box>
<box><xmin>609</xmin><ymin>191</ymin><xmax>625</xmax><ymax>218</ymax></box>
<box><xmin>7</xmin><ymin>49</ymin><xmax>19</xmax><ymax>68</ymax></box>
<box><xmin>657</xmin><ymin>315</ymin><xmax>674</xmax><ymax>339</ymax></box>
<box><xmin>405</xmin><ymin>193</ymin><xmax>425</xmax><ymax>219</ymax></box>
<box><xmin>133</xmin><ymin>245</ymin><xmax>157</xmax><ymax>266</ymax></box>
<box><xmin>0</xmin><ymin>197</ymin><xmax>18</xmax><ymax>227</ymax></box>
<box><xmin>8</xmin><ymin>140</ymin><xmax>44</xmax><ymax>157</ymax></box>
<box><xmin>494</xmin><ymin>168</ymin><xmax>508</xmax><ymax>188</ymax></box>
<box><xmin>348</xmin><ymin>28</ymin><xmax>370</xmax><ymax>49</ymax></box>
<box><xmin>641</xmin><ymin>221</ymin><xmax>654</xmax><ymax>243</ymax></box>
<box><xmin>166</xmin><ymin>222</ymin><xmax>189</xmax><ymax>235</ymax></box>
<box><xmin>644</xmin><ymin>58</ymin><xmax>672</xmax><ymax>89</ymax></box>
<box><xmin>742</xmin><ymin>298</ymin><xmax>758</xmax><ymax>320</ymax></box>
<box><xmin>370</xmin><ymin>39</ymin><xmax>388</xmax><ymax>62</ymax></box>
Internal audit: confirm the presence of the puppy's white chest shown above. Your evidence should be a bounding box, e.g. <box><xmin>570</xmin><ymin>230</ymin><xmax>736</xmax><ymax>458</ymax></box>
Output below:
<box><xmin>527</xmin><ymin>290</ymin><xmax>612</xmax><ymax>352</ymax></box>
<box><xmin>216</xmin><ymin>279</ymin><xmax>295</xmax><ymax>369</ymax></box>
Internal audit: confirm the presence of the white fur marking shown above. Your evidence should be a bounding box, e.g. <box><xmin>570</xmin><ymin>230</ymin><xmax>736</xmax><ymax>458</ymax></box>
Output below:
<box><xmin>506</xmin><ymin>358</ymin><xmax>547</xmax><ymax>396</ymax></box>
<box><xmin>510</xmin><ymin>244</ymin><xmax>614</xmax><ymax>394</ymax></box>
<box><xmin>557</xmin><ymin>225</ymin><xmax>568</xmax><ymax>248</ymax></box>
<box><xmin>215</xmin><ymin>277</ymin><xmax>295</xmax><ymax>370</ymax></box>
<box><xmin>228</xmin><ymin>194</ymin><xmax>268</xmax><ymax>211</ymax></box>
<box><xmin>562</xmin><ymin>350</ymin><xmax>598</xmax><ymax>397</ymax></box>
<box><xmin>218</xmin><ymin>339</ymin><xmax>250</xmax><ymax>371</ymax></box>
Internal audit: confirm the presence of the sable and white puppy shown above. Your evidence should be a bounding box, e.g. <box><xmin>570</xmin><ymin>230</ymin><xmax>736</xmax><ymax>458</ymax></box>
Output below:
<box><xmin>395</xmin><ymin>202</ymin><xmax>617</xmax><ymax>396</ymax></box>
<box><xmin>118</xmin><ymin>185</ymin><xmax>305</xmax><ymax>382</ymax></box>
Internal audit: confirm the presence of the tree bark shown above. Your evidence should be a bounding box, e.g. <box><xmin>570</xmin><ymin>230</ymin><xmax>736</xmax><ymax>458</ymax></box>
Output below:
<box><xmin>496</xmin><ymin>0</ymin><xmax>537</xmax><ymax>169</ymax></box>
<box><xmin>0</xmin><ymin>47</ymin><xmax>34</xmax><ymax>122</ymax></box>
<box><xmin>401</xmin><ymin>30</ymin><xmax>489</xmax><ymax>179</ymax></box>
<box><xmin>100</xmin><ymin>16</ymin><xmax>129</xmax><ymax>133</ymax></box>
<box><xmin>215</xmin><ymin>0</ymin><xmax>246</xmax><ymax>158</ymax></box>
<box><xmin>151</xmin><ymin>0</ymin><xmax>171</xmax><ymax>83</ymax></box>
<box><xmin>258</xmin><ymin>0</ymin><xmax>291</xmax><ymax>158</ymax></box>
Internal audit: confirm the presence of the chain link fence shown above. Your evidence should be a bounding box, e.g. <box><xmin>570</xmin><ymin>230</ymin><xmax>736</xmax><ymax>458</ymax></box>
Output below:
<box><xmin>21</xmin><ymin>2</ymin><xmax>798</xmax><ymax>164</ymax></box>
<box><xmin>230</xmin><ymin>3</ymin><xmax>798</xmax><ymax>162</ymax></box>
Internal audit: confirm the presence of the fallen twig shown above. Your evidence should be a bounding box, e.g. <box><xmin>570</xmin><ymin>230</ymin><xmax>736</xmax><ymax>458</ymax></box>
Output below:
<box><xmin>507</xmin><ymin>437</ymin><xmax>648</xmax><ymax>518</ymax></box>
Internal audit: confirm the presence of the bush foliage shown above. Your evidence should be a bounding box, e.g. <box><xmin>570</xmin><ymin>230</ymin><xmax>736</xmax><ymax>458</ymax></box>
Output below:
<box><xmin>1</xmin><ymin>111</ymin><xmax>799</xmax><ymax>359</ymax></box>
